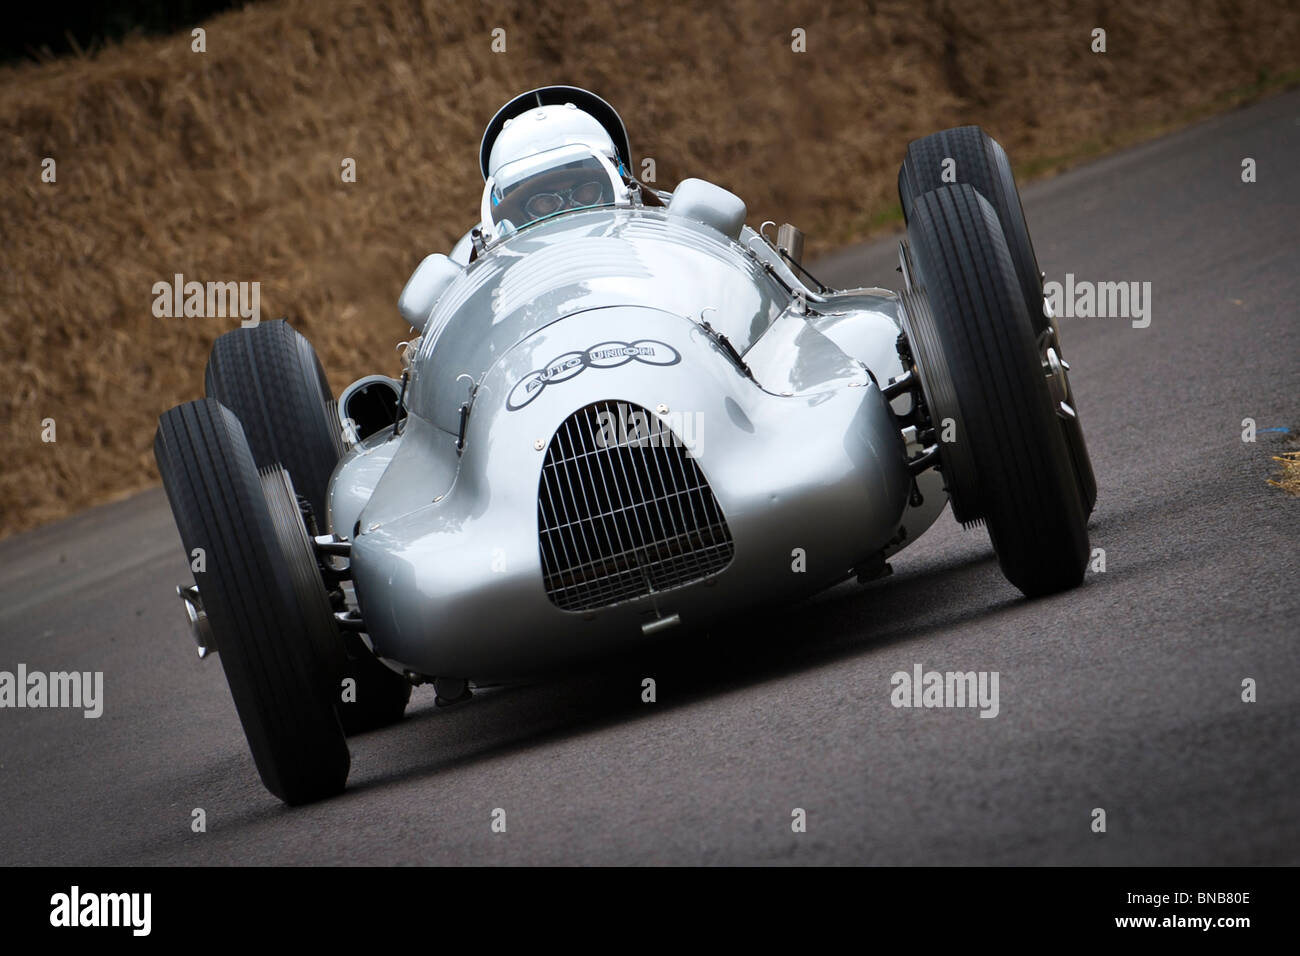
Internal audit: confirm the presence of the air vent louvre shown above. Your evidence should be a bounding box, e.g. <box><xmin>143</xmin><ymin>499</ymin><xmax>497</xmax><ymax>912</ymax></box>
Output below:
<box><xmin>538</xmin><ymin>400</ymin><xmax>734</xmax><ymax>611</ymax></box>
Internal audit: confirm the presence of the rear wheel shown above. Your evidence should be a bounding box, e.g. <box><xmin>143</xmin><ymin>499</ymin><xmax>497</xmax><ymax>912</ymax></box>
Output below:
<box><xmin>901</xmin><ymin>184</ymin><xmax>1089</xmax><ymax>597</ymax></box>
<box><xmin>204</xmin><ymin>319</ymin><xmax>343</xmax><ymax>520</ymax></box>
<box><xmin>154</xmin><ymin>399</ymin><xmax>349</xmax><ymax>804</ymax></box>
<box><xmin>899</xmin><ymin>125</ymin><xmax>1046</xmax><ymax>336</ymax></box>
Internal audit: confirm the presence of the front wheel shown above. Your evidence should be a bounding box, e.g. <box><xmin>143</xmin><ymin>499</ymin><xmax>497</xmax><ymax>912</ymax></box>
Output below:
<box><xmin>898</xmin><ymin>126</ymin><xmax>1096</xmax><ymax>515</ymax></box>
<box><xmin>259</xmin><ymin>464</ymin><xmax>410</xmax><ymax>735</ymax></box>
<box><xmin>204</xmin><ymin>321</ymin><xmax>409</xmax><ymax>732</ymax></box>
<box><xmin>901</xmin><ymin>184</ymin><xmax>1089</xmax><ymax>597</ymax></box>
<box><xmin>155</xmin><ymin>399</ymin><xmax>350</xmax><ymax>804</ymax></box>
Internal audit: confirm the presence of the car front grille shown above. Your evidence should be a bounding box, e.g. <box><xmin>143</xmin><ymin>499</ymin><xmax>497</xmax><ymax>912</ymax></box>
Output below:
<box><xmin>538</xmin><ymin>400</ymin><xmax>734</xmax><ymax>612</ymax></box>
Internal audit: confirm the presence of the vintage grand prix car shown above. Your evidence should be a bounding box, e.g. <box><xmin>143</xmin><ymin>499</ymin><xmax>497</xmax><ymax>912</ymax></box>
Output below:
<box><xmin>155</xmin><ymin>86</ymin><xmax>1096</xmax><ymax>804</ymax></box>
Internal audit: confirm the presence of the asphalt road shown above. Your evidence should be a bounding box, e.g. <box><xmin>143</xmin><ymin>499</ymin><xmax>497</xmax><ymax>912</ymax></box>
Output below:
<box><xmin>2</xmin><ymin>91</ymin><xmax>1297</xmax><ymax>866</ymax></box>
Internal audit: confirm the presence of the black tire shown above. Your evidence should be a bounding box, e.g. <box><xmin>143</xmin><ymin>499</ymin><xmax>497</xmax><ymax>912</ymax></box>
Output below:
<box><xmin>154</xmin><ymin>399</ymin><xmax>349</xmax><ymax>804</ymax></box>
<box><xmin>258</xmin><ymin>467</ymin><xmax>410</xmax><ymax>734</ymax></box>
<box><xmin>898</xmin><ymin>125</ymin><xmax>1047</xmax><ymax>337</ymax></box>
<box><xmin>206</xmin><ymin>322</ymin><xmax>411</xmax><ymax>733</ymax></box>
<box><xmin>259</xmin><ymin>465</ymin><xmax>349</xmax><ymax>688</ymax></box>
<box><xmin>902</xmin><ymin>184</ymin><xmax>1088</xmax><ymax>597</ymax></box>
<box><xmin>204</xmin><ymin>319</ymin><xmax>343</xmax><ymax>521</ymax></box>
<box><xmin>899</xmin><ymin>127</ymin><xmax>1097</xmax><ymax>515</ymax></box>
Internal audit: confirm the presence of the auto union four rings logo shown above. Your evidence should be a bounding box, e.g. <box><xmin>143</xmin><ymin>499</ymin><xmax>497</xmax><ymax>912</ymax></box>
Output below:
<box><xmin>507</xmin><ymin>340</ymin><xmax>681</xmax><ymax>410</ymax></box>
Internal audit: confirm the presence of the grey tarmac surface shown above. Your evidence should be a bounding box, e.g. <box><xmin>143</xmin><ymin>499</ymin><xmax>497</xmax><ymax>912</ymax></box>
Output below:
<box><xmin>1</xmin><ymin>90</ymin><xmax>1297</xmax><ymax>866</ymax></box>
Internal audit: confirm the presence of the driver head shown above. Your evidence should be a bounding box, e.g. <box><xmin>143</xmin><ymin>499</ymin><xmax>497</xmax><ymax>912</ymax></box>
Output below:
<box><xmin>478</xmin><ymin>88</ymin><xmax>634</xmax><ymax>241</ymax></box>
<box><xmin>487</xmin><ymin>143</ymin><xmax>622</xmax><ymax>233</ymax></box>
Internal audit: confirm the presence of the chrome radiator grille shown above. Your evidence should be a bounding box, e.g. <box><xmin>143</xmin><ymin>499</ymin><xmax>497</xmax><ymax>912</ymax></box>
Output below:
<box><xmin>538</xmin><ymin>401</ymin><xmax>734</xmax><ymax>611</ymax></box>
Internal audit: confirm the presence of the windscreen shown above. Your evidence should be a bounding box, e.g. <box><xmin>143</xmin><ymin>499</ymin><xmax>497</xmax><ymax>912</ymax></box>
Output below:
<box><xmin>488</xmin><ymin>147</ymin><xmax>619</xmax><ymax>231</ymax></box>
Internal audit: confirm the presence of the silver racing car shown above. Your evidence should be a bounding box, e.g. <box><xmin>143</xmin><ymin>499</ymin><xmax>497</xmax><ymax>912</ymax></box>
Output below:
<box><xmin>155</xmin><ymin>86</ymin><xmax>1097</xmax><ymax>804</ymax></box>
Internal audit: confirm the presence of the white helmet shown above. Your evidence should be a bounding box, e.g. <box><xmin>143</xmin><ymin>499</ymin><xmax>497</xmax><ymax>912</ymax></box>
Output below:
<box><xmin>478</xmin><ymin>88</ymin><xmax>633</xmax><ymax>239</ymax></box>
<box><xmin>479</xmin><ymin>86</ymin><xmax>631</xmax><ymax>180</ymax></box>
<box><xmin>487</xmin><ymin>103</ymin><xmax>618</xmax><ymax>180</ymax></box>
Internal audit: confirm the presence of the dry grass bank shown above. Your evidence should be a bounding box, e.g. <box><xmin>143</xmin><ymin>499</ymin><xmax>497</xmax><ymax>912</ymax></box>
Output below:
<box><xmin>2</xmin><ymin>0</ymin><xmax>1298</xmax><ymax>538</ymax></box>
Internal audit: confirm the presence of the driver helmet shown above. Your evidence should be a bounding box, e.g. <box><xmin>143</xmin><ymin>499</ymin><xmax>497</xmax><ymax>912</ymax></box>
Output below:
<box><xmin>479</xmin><ymin>96</ymin><xmax>631</xmax><ymax>238</ymax></box>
